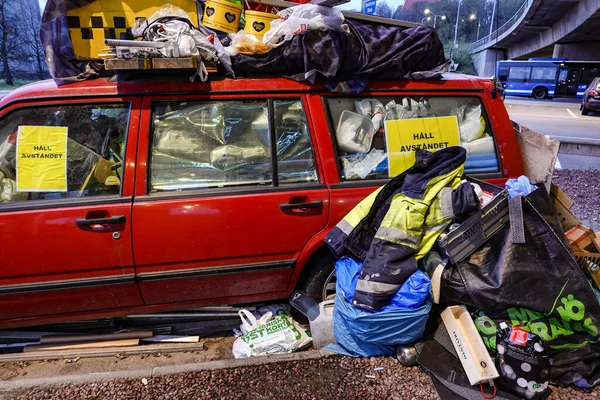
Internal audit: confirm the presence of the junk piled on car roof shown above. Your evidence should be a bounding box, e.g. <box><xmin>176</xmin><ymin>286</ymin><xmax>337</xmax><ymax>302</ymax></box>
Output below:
<box><xmin>41</xmin><ymin>0</ymin><xmax>448</xmax><ymax>91</ymax></box>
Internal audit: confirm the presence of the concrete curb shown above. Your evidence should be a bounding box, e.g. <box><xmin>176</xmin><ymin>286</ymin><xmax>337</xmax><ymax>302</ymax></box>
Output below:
<box><xmin>0</xmin><ymin>350</ymin><xmax>336</xmax><ymax>391</ymax></box>
<box><xmin>558</xmin><ymin>140</ymin><xmax>600</xmax><ymax>157</ymax></box>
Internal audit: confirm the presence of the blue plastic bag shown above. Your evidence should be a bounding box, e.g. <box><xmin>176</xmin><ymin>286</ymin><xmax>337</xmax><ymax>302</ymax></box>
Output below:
<box><xmin>325</xmin><ymin>256</ymin><xmax>433</xmax><ymax>357</ymax></box>
<box><xmin>335</xmin><ymin>256</ymin><xmax>430</xmax><ymax>311</ymax></box>
<box><xmin>506</xmin><ymin>175</ymin><xmax>536</xmax><ymax>199</ymax></box>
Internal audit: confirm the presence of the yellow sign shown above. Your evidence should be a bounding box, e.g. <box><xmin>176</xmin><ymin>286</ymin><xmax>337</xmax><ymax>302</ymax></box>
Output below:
<box><xmin>385</xmin><ymin>116</ymin><xmax>461</xmax><ymax>177</ymax></box>
<box><xmin>16</xmin><ymin>126</ymin><xmax>68</xmax><ymax>192</ymax></box>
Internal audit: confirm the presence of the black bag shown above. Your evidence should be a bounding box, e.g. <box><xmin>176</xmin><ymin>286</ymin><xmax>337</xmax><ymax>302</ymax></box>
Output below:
<box><xmin>439</xmin><ymin>187</ymin><xmax>600</xmax><ymax>379</ymax></box>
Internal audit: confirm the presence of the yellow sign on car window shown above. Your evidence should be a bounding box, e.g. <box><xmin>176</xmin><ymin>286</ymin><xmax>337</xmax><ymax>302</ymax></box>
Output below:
<box><xmin>16</xmin><ymin>126</ymin><xmax>68</xmax><ymax>192</ymax></box>
<box><xmin>385</xmin><ymin>116</ymin><xmax>461</xmax><ymax>177</ymax></box>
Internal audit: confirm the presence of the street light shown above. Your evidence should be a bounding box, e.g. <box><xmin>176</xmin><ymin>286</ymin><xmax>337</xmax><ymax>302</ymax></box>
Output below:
<box><xmin>421</xmin><ymin>16</ymin><xmax>432</xmax><ymax>24</ymax></box>
<box><xmin>422</xmin><ymin>9</ymin><xmax>446</xmax><ymax>28</ymax></box>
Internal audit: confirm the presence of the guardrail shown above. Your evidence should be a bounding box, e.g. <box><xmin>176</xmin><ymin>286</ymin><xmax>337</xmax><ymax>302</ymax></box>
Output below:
<box><xmin>471</xmin><ymin>0</ymin><xmax>533</xmax><ymax>51</ymax></box>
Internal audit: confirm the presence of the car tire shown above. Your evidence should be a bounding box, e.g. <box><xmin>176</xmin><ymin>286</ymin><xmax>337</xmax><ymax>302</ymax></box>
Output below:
<box><xmin>582</xmin><ymin>106</ymin><xmax>590</xmax><ymax>116</ymax></box>
<box><xmin>532</xmin><ymin>87</ymin><xmax>548</xmax><ymax>100</ymax></box>
<box><xmin>300</xmin><ymin>256</ymin><xmax>336</xmax><ymax>303</ymax></box>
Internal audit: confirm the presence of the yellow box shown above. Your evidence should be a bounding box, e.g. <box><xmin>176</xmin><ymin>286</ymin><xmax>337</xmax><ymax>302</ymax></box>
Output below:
<box><xmin>66</xmin><ymin>0</ymin><xmax>200</xmax><ymax>60</ymax></box>
<box><xmin>243</xmin><ymin>10</ymin><xmax>277</xmax><ymax>37</ymax></box>
<box><xmin>202</xmin><ymin>0</ymin><xmax>242</xmax><ymax>34</ymax></box>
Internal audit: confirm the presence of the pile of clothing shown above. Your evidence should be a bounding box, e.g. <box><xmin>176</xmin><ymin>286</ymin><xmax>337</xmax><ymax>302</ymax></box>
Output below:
<box><xmin>322</xmin><ymin>145</ymin><xmax>600</xmax><ymax>399</ymax></box>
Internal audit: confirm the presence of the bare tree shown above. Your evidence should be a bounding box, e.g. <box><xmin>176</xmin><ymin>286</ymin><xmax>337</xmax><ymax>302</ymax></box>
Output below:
<box><xmin>375</xmin><ymin>1</ymin><xmax>394</xmax><ymax>19</ymax></box>
<box><xmin>17</xmin><ymin>0</ymin><xmax>45</xmax><ymax>79</ymax></box>
<box><xmin>0</xmin><ymin>0</ymin><xmax>17</xmax><ymax>85</ymax></box>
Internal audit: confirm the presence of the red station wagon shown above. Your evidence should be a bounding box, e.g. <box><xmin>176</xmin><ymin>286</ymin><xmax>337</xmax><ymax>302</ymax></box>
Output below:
<box><xmin>0</xmin><ymin>74</ymin><xmax>523</xmax><ymax>328</ymax></box>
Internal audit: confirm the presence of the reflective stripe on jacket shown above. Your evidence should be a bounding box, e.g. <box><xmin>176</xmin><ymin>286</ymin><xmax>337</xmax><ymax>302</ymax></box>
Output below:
<box><xmin>325</xmin><ymin>147</ymin><xmax>479</xmax><ymax>311</ymax></box>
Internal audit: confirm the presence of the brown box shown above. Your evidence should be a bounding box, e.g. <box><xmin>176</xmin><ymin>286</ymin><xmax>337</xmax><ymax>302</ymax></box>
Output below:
<box><xmin>550</xmin><ymin>184</ymin><xmax>579</xmax><ymax>233</ymax></box>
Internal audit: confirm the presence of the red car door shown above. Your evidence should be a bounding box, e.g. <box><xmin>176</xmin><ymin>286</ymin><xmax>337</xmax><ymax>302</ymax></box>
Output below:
<box><xmin>132</xmin><ymin>95</ymin><xmax>329</xmax><ymax>305</ymax></box>
<box><xmin>0</xmin><ymin>99</ymin><xmax>143</xmax><ymax>325</ymax></box>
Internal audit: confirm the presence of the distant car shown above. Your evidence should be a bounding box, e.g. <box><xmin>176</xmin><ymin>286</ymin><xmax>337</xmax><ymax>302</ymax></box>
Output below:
<box><xmin>581</xmin><ymin>77</ymin><xmax>600</xmax><ymax>115</ymax></box>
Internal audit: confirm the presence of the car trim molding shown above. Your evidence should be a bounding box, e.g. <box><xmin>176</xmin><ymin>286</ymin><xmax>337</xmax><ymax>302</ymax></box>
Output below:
<box><xmin>0</xmin><ymin>196</ymin><xmax>132</xmax><ymax>213</ymax></box>
<box><xmin>137</xmin><ymin>184</ymin><xmax>326</xmax><ymax>202</ymax></box>
<box><xmin>0</xmin><ymin>274</ymin><xmax>136</xmax><ymax>296</ymax></box>
<box><xmin>137</xmin><ymin>260</ymin><xmax>295</xmax><ymax>282</ymax></box>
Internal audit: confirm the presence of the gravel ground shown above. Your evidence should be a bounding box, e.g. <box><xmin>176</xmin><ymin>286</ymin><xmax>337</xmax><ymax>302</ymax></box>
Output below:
<box><xmin>2</xmin><ymin>355</ymin><xmax>599</xmax><ymax>400</ymax></box>
<box><xmin>553</xmin><ymin>169</ymin><xmax>600</xmax><ymax>232</ymax></box>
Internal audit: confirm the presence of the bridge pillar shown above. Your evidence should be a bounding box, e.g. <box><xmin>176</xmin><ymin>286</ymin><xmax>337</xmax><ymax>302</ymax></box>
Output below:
<box><xmin>472</xmin><ymin>49</ymin><xmax>505</xmax><ymax>78</ymax></box>
<box><xmin>552</xmin><ymin>42</ymin><xmax>600</xmax><ymax>61</ymax></box>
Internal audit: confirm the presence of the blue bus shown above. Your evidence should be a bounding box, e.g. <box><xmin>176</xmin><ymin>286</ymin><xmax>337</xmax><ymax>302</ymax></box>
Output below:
<box><xmin>496</xmin><ymin>58</ymin><xmax>600</xmax><ymax>100</ymax></box>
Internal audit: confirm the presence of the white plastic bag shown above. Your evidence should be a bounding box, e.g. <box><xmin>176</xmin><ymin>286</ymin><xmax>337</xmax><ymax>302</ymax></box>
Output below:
<box><xmin>343</xmin><ymin>148</ymin><xmax>385</xmax><ymax>179</ymax></box>
<box><xmin>232</xmin><ymin>313</ymin><xmax>312</xmax><ymax>358</ymax></box>
<box><xmin>263</xmin><ymin>4</ymin><xmax>346</xmax><ymax>46</ymax></box>
<box><xmin>459</xmin><ymin>105</ymin><xmax>485</xmax><ymax>143</ymax></box>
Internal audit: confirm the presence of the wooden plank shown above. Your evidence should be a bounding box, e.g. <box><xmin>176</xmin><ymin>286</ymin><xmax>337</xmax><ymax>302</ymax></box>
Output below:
<box><xmin>0</xmin><ymin>342</ymin><xmax>205</xmax><ymax>363</ymax></box>
<box><xmin>141</xmin><ymin>335</ymin><xmax>200</xmax><ymax>343</ymax></box>
<box><xmin>104</xmin><ymin>58</ymin><xmax>151</xmax><ymax>71</ymax></box>
<box><xmin>40</xmin><ymin>330</ymin><xmax>153</xmax><ymax>345</ymax></box>
<box><xmin>152</xmin><ymin>58</ymin><xmax>197</xmax><ymax>70</ymax></box>
<box><xmin>24</xmin><ymin>339</ymin><xmax>140</xmax><ymax>352</ymax></box>
<box><xmin>248</xmin><ymin>0</ymin><xmax>420</xmax><ymax>28</ymax></box>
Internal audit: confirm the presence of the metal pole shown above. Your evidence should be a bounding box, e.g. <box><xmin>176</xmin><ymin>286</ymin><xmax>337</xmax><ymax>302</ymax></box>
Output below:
<box><xmin>451</xmin><ymin>0</ymin><xmax>461</xmax><ymax>61</ymax></box>
<box><xmin>476</xmin><ymin>19</ymin><xmax>481</xmax><ymax>40</ymax></box>
<box><xmin>453</xmin><ymin>0</ymin><xmax>460</xmax><ymax>45</ymax></box>
<box><xmin>489</xmin><ymin>0</ymin><xmax>497</xmax><ymax>36</ymax></box>
<box><xmin>433</xmin><ymin>15</ymin><xmax>437</xmax><ymax>28</ymax></box>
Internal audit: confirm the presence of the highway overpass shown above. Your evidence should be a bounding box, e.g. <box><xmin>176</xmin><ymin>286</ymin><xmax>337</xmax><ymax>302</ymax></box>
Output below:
<box><xmin>472</xmin><ymin>0</ymin><xmax>600</xmax><ymax>77</ymax></box>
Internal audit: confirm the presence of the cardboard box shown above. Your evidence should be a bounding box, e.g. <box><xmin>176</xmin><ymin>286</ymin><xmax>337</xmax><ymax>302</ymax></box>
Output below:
<box><xmin>441</xmin><ymin>306</ymin><xmax>499</xmax><ymax>386</ymax></box>
<box><xmin>550</xmin><ymin>184</ymin><xmax>579</xmax><ymax>233</ymax></box>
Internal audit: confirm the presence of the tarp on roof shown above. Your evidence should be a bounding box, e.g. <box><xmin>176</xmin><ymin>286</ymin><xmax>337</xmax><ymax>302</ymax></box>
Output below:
<box><xmin>228</xmin><ymin>21</ymin><xmax>448</xmax><ymax>94</ymax></box>
<box><xmin>41</xmin><ymin>0</ymin><xmax>103</xmax><ymax>85</ymax></box>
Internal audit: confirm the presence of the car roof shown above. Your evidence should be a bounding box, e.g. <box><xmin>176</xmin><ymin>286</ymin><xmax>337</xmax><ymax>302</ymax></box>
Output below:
<box><xmin>0</xmin><ymin>73</ymin><xmax>491</xmax><ymax>109</ymax></box>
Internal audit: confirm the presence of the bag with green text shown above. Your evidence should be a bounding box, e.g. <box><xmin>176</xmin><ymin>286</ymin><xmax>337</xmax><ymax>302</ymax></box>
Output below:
<box><xmin>232</xmin><ymin>313</ymin><xmax>312</xmax><ymax>359</ymax></box>
<box><xmin>439</xmin><ymin>186</ymin><xmax>600</xmax><ymax>388</ymax></box>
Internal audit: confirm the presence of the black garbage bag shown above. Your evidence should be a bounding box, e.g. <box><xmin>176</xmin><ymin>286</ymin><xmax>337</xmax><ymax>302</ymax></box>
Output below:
<box><xmin>229</xmin><ymin>21</ymin><xmax>447</xmax><ymax>94</ymax></box>
<box><xmin>439</xmin><ymin>187</ymin><xmax>600</xmax><ymax>384</ymax></box>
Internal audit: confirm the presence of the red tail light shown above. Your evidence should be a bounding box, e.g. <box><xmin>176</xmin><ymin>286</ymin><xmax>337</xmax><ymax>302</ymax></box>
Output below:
<box><xmin>590</xmin><ymin>89</ymin><xmax>599</xmax><ymax>96</ymax></box>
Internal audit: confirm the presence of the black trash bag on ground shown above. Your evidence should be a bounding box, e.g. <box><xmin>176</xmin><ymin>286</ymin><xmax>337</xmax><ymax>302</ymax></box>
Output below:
<box><xmin>229</xmin><ymin>21</ymin><xmax>447</xmax><ymax>94</ymax></box>
<box><xmin>439</xmin><ymin>187</ymin><xmax>600</xmax><ymax>385</ymax></box>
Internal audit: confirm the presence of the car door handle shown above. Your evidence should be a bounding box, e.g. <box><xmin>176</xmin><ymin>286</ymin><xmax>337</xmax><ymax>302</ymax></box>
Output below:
<box><xmin>280</xmin><ymin>201</ymin><xmax>323</xmax><ymax>211</ymax></box>
<box><xmin>75</xmin><ymin>215</ymin><xmax>126</xmax><ymax>227</ymax></box>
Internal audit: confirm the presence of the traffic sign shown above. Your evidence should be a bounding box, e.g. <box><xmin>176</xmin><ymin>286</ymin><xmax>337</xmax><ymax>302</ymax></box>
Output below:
<box><xmin>363</xmin><ymin>0</ymin><xmax>376</xmax><ymax>15</ymax></box>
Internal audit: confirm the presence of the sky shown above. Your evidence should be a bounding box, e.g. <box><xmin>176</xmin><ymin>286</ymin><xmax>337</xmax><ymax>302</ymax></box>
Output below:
<box><xmin>37</xmin><ymin>0</ymin><xmax>406</xmax><ymax>13</ymax></box>
<box><xmin>339</xmin><ymin>0</ymin><xmax>405</xmax><ymax>12</ymax></box>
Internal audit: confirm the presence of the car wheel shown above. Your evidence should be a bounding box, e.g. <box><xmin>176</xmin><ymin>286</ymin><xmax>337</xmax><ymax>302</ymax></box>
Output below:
<box><xmin>301</xmin><ymin>257</ymin><xmax>336</xmax><ymax>303</ymax></box>
<box><xmin>533</xmin><ymin>87</ymin><xmax>547</xmax><ymax>100</ymax></box>
<box><xmin>582</xmin><ymin>107</ymin><xmax>590</xmax><ymax>116</ymax></box>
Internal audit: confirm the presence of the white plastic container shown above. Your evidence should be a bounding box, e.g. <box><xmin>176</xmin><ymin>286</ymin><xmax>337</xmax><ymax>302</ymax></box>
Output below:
<box><xmin>309</xmin><ymin>299</ymin><xmax>336</xmax><ymax>350</ymax></box>
<box><xmin>336</xmin><ymin>111</ymin><xmax>375</xmax><ymax>153</ymax></box>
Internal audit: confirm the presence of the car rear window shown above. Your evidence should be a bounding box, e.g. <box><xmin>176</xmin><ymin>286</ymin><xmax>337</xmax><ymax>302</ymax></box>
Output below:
<box><xmin>325</xmin><ymin>96</ymin><xmax>500</xmax><ymax>181</ymax></box>
<box><xmin>149</xmin><ymin>99</ymin><xmax>317</xmax><ymax>192</ymax></box>
<box><xmin>0</xmin><ymin>103</ymin><xmax>129</xmax><ymax>203</ymax></box>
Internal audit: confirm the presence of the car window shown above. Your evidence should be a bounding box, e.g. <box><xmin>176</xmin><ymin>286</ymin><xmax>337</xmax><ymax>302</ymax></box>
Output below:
<box><xmin>325</xmin><ymin>96</ymin><xmax>500</xmax><ymax>181</ymax></box>
<box><xmin>0</xmin><ymin>103</ymin><xmax>129</xmax><ymax>203</ymax></box>
<box><xmin>274</xmin><ymin>100</ymin><xmax>317</xmax><ymax>184</ymax></box>
<box><xmin>149</xmin><ymin>99</ymin><xmax>317</xmax><ymax>192</ymax></box>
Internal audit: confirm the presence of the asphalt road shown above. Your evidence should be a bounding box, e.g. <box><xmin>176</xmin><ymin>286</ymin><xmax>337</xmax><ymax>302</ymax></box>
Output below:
<box><xmin>504</xmin><ymin>96</ymin><xmax>600</xmax><ymax>170</ymax></box>
<box><xmin>504</xmin><ymin>96</ymin><xmax>599</xmax><ymax>144</ymax></box>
